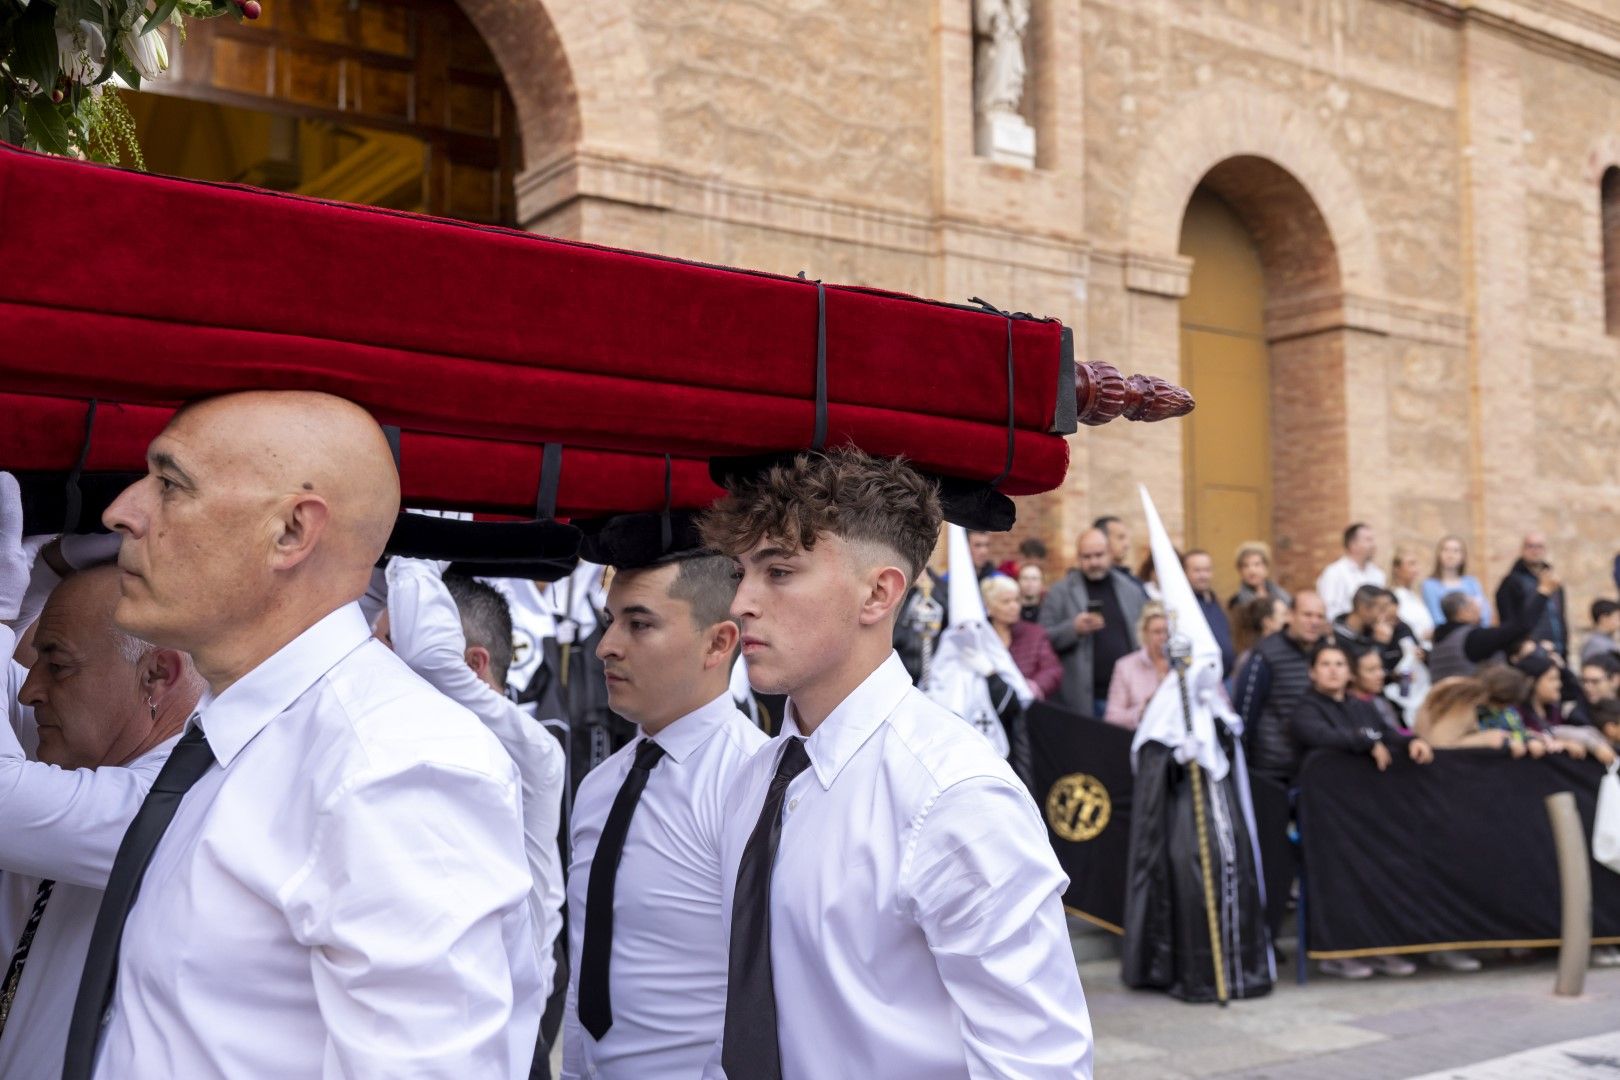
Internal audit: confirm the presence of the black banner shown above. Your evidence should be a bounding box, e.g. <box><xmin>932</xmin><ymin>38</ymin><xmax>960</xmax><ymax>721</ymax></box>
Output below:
<box><xmin>1299</xmin><ymin>748</ymin><xmax>1620</xmax><ymax>957</ymax></box>
<box><xmin>1027</xmin><ymin>701</ymin><xmax>1135</xmax><ymax>933</ymax></box>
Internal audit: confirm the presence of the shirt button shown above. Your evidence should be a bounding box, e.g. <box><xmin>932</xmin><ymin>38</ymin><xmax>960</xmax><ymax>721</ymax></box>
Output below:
<box><xmin>788</xmin><ymin>797</ymin><xmax>799</xmax><ymax>812</ymax></box>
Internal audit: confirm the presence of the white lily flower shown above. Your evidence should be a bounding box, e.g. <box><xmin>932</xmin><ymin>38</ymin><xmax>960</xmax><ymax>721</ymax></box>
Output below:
<box><xmin>56</xmin><ymin>20</ymin><xmax>109</xmax><ymax>85</ymax></box>
<box><xmin>118</xmin><ymin>22</ymin><xmax>170</xmax><ymax>81</ymax></box>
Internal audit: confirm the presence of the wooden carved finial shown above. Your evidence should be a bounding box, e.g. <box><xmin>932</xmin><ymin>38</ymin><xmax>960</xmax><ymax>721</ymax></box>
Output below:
<box><xmin>1075</xmin><ymin>361</ymin><xmax>1193</xmax><ymax>426</ymax></box>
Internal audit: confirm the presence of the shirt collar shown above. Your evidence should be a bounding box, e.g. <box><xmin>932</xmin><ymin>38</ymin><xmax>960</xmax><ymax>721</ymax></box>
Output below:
<box><xmin>645</xmin><ymin>690</ymin><xmax>737</xmax><ymax>765</ymax></box>
<box><xmin>783</xmin><ymin>651</ymin><xmax>912</xmax><ymax>790</ymax></box>
<box><xmin>193</xmin><ymin>603</ymin><xmax>373</xmax><ymax>768</ymax></box>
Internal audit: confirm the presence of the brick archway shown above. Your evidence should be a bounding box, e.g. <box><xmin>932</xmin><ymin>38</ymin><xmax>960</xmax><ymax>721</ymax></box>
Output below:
<box><xmin>1128</xmin><ymin>85</ymin><xmax>1381</xmax><ymax>589</ymax></box>
<box><xmin>1126</xmin><ymin>82</ymin><xmax>1384</xmax><ymax>300</ymax></box>
<box><xmin>455</xmin><ymin>0</ymin><xmax>659</xmax><ymax>167</ymax></box>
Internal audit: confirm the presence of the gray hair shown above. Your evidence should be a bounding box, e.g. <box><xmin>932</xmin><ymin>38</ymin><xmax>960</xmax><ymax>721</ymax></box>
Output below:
<box><xmin>980</xmin><ymin>575</ymin><xmax>1019</xmax><ymax>605</ymax></box>
<box><xmin>114</xmin><ymin>630</ymin><xmax>152</xmax><ymax>666</ymax></box>
<box><xmin>443</xmin><ymin>574</ymin><xmax>515</xmax><ymax>689</ymax></box>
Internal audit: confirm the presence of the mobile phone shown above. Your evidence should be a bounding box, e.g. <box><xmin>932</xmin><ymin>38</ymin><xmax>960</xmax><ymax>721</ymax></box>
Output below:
<box><xmin>1086</xmin><ymin>599</ymin><xmax>1103</xmax><ymax>614</ymax></box>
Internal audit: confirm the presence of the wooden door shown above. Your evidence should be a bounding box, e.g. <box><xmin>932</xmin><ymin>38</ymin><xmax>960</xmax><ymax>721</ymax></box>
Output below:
<box><xmin>126</xmin><ymin>0</ymin><xmax>518</xmax><ymax>225</ymax></box>
<box><xmin>1179</xmin><ymin>188</ymin><xmax>1272</xmax><ymax>601</ymax></box>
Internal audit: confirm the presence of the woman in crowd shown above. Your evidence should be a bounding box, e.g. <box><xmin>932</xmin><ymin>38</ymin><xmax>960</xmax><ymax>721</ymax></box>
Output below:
<box><xmin>982</xmin><ymin>574</ymin><xmax>1063</xmax><ymax>699</ymax></box>
<box><xmin>1104</xmin><ymin>602</ymin><xmax>1169</xmax><ymax>730</ymax></box>
<box><xmin>1348</xmin><ymin>647</ymin><xmax>1405</xmax><ymax>734</ymax></box>
<box><xmin>1290</xmin><ymin>642</ymin><xmax>1431</xmax><ymax>979</ymax></box>
<box><xmin>1473</xmin><ymin>665</ymin><xmax>1569</xmax><ymax>758</ymax></box>
<box><xmin>1423</xmin><ymin>535</ymin><xmax>1492</xmax><ymax>628</ymax></box>
<box><xmin>1390</xmin><ymin>545</ymin><xmax>1435</xmax><ymax>651</ymax></box>
<box><xmin>1514</xmin><ymin>652</ymin><xmax>1615</xmax><ymax>762</ymax></box>
<box><xmin>1137</xmin><ymin>553</ymin><xmax>1162</xmax><ymax>601</ymax></box>
<box><xmin>1516</xmin><ymin>653</ymin><xmax>1567</xmax><ymax>735</ymax></box>
<box><xmin>1231</xmin><ymin>595</ymin><xmax>1289</xmax><ymax>677</ymax></box>
<box><xmin>1414</xmin><ymin>676</ymin><xmax>1507</xmax><ymax>751</ymax></box>
<box><xmin>1227</xmin><ymin>541</ymin><xmax>1292</xmax><ymax>611</ymax></box>
<box><xmin>1017</xmin><ymin>562</ymin><xmax>1045</xmax><ymax>622</ymax></box>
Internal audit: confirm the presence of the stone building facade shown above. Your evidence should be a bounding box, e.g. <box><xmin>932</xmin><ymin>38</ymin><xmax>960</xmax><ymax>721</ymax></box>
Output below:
<box><xmin>145</xmin><ymin>0</ymin><xmax>1620</xmax><ymax>608</ymax></box>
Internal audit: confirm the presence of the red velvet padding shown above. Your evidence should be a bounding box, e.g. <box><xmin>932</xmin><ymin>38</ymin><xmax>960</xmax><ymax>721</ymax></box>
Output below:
<box><xmin>0</xmin><ymin>394</ymin><xmax>727</xmax><ymax>517</ymax></box>
<box><xmin>0</xmin><ymin>142</ymin><xmax>1065</xmax><ymax>436</ymax></box>
<box><xmin>0</xmin><ymin>305</ymin><xmax>1068</xmax><ymax>495</ymax></box>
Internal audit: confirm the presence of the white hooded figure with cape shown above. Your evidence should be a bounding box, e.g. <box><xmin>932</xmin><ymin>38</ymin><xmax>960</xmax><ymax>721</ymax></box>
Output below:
<box><xmin>921</xmin><ymin>525</ymin><xmax>1035</xmax><ymax>785</ymax></box>
<box><xmin>1120</xmin><ymin>486</ymin><xmax>1274</xmax><ymax>1003</ymax></box>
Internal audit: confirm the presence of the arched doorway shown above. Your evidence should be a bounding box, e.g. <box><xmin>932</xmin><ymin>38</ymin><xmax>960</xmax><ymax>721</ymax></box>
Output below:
<box><xmin>1179</xmin><ymin>189</ymin><xmax>1271</xmax><ymax>602</ymax></box>
<box><xmin>1177</xmin><ymin>156</ymin><xmax>1346</xmax><ymax>594</ymax></box>
<box><xmin>125</xmin><ymin>0</ymin><xmax>526</xmax><ymax>225</ymax></box>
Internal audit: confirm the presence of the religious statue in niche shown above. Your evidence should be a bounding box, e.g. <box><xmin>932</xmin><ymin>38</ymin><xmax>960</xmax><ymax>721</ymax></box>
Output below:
<box><xmin>973</xmin><ymin>0</ymin><xmax>1036</xmax><ymax>168</ymax></box>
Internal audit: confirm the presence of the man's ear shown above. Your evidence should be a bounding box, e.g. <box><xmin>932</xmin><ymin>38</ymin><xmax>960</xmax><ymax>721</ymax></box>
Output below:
<box><xmin>703</xmin><ymin>620</ymin><xmax>741</xmax><ymax>670</ymax></box>
<box><xmin>858</xmin><ymin>565</ymin><xmax>910</xmax><ymax>628</ymax></box>
<box><xmin>268</xmin><ymin>494</ymin><xmax>331</xmax><ymax>571</ymax></box>
<box><xmin>142</xmin><ymin>648</ymin><xmax>189</xmax><ymax>709</ymax></box>
<box><xmin>465</xmin><ymin>645</ymin><xmax>492</xmax><ymax>682</ymax></box>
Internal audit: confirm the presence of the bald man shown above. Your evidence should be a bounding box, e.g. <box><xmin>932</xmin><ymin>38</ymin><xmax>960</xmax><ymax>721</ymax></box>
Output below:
<box><xmin>64</xmin><ymin>392</ymin><xmax>542</xmax><ymax>1080</ymax></box>
<box><xmin>0</xmin><ymin>565</ymin><xmax>201</xmax><ymax>1080</ymax></box>
<box><xmin>1496</xmin><ymin>531</ymin><xmax>1569</xmax><ymax>660</ymax></box>
<box><xmin>1039</xmin><ymin>527</ymin><xmax>1148</xmax><ymax>715</ymax></box>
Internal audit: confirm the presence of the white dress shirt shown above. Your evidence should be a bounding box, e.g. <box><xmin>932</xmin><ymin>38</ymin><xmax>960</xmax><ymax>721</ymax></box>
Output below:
<box><xmin>94</xmin><ymin>603</ymin><xmax>543</xmax><ymax>1079</ymax></box>
<box><xmin>1315</xmin><ymin>555</ymin><xmax>1387</xmax><ymax>622</ymax></box>
<box><xmin>563</xmin><ymin>692</ymin><xmax>766</xmax><ymax>1080</ymax></box>
<box><xmin>386</xmin><ymin>558</ymin><xmax>567</xmax><ymax>994</ymax></box>
<box><xmin>706</xmin><ymin>652</ymin><xmax>1093</xmax><ymax>1079</ymax></box>
<box><xmin>0</xmin><ymin>626</ymin><xmax>178</xmax><ymax>1080</ymax></box>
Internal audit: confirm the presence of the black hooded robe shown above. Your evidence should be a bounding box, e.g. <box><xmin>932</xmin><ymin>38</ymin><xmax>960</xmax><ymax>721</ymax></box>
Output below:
<box><xmin>1121</xmin><ymin>732</ymin><xmax>1273</xmax><ymax>1003</ymax></box>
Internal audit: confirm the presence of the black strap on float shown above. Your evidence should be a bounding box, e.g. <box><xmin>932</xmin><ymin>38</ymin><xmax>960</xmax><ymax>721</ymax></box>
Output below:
<box><xmin>537</xmin><ymin>442</ymin><xmax>563</xmax><ymax>521</ymax></box>
<box><xmin>380</xmin><ymin>424</ymin><xmax>402</xmax><ymax>472</ymax></box>
<box><xmin>799</xmin><ymin>271</ymin><xmax>829</xmax><ymax>452</ymax></box>
<box><xmin>63</xmin><ymin>399</ymin><xmax>98</xmax><ymax>534</ymax></box>
<box><xmin>969</xmin><ymin>298</ymin><xmax>1020</xmax><ymax>490</ymax></box>
<box><xmin>660</xmin><ymin>453</ymin><xmax>674</xmax><ymax>554</ymax></box>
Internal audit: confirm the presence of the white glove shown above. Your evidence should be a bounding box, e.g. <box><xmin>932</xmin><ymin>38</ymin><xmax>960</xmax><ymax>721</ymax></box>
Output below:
<box><xmin>0</xmin><ymin>473</ymin><xmax>29</xmax><ymax>623</ymax></box>
<box><xmin>961</xmin><ymin>645</ymin><xmax>995</xmax><ymax>678</ymax></box>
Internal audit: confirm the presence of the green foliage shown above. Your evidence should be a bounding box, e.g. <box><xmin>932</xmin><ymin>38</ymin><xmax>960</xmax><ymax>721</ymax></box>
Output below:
<box><xmin>10</xmin><ymin>1</ymin><xmax>58</xmax><ymax>92</ymax></box>
<box><xmin>0</xmin><ymin>0</ymin><xmax>251</xmax><ymax>164</ymax></box>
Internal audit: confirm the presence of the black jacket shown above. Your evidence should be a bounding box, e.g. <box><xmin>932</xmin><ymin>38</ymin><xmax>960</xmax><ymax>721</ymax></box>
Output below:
<box><xmin>1429</xmin><ymin>590</ymin><xmax>1550</xmax><ymax>681</ymax></box>
<box><xmin>1496</xmin><ymin>560</ymin><xmax>1567</xmax><ymax>659</ymax></box>
<box><xmin>1290</xmin><ymin>690</ymin><xmax>1409</xmax><ymax>761</ymax></box>
<box><xmin>1232</xmin><ymin>631</ymin><xmax>1315</xmax><ymax>781</ymax></box>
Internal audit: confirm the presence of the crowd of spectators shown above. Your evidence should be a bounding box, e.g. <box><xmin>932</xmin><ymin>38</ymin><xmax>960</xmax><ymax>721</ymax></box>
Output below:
<box><xmin>977</xmin><ymin>515</ymin><xmax>1620</xmax><ymax>978</ymax></box>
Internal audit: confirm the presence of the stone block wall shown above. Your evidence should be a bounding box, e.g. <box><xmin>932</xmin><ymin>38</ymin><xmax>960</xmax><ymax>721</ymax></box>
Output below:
<box><xmin>487</xmin><ymin>0</ymin><xmax>1620</xmax><ymax>621</ymax></box>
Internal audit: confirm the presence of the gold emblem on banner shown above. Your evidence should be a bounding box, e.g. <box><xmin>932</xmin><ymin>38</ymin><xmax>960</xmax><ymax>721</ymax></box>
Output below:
<box><xmin>1045</xmin><ymin>773</ymin><xmax>1111</xmax><ymax>842</ymax></box>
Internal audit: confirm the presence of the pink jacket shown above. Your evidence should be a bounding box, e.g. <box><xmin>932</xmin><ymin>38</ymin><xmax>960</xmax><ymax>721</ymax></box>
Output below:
<box><xmin>1104</xmin><ymin>649</ymin><xmax>1167</xmax><ymax>730</ymax></box>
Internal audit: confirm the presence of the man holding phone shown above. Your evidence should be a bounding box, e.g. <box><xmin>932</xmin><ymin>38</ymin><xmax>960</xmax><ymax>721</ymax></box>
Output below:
<box><xmin>1039</xmin><ymin>527</ymin><xmax>1147</xmax><ymax>716</ymax></box>
<box><xmin>1496</xmin><ymin>532</ymin><xmax>1569</xmax><ymax>661</ymax></box>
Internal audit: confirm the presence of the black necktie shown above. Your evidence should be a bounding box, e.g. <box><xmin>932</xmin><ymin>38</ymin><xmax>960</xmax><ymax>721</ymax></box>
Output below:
<box><xmin>63</xmin><ymin>723</ymin><xmax>216</xmax><ymax>1080</ymax></box>
<box><xmin>577</xmin><ymin>737</ymin><xmax>667</xmax><ymax>1041</ymax></box>
<box><xmin>722</xmin><ymin>737</ymin><xmax>812</xmax><ymax>1080</ymax></box>
<box><xmin>0</xmin><ymin>878</ymin><xmax>55</xmax><ymax>1038</ymax></box>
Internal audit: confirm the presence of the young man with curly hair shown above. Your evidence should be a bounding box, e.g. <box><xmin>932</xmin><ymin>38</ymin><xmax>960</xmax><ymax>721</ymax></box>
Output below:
<box><xmin>698</xmin><ymin>447</ymin><xmax>1093</xmax><ymax>1080</ymax></box>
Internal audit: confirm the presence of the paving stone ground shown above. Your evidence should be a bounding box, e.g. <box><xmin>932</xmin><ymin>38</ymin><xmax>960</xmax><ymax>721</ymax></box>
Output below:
<box><xmin>1076</xmin><ymin>924</ymin><xmax>1620</xmax><ymax>1079</ymax></box>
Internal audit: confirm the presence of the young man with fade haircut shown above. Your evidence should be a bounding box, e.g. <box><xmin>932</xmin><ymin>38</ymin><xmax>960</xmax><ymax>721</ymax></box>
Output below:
<box><xmin>561</xmin><ymin>530</ymin><xmax>766</xmax><ymax>1080</ymax></box>
<box><xmin>699</xmin><ymin>447</ymin><xmax>1093</xmax><ymax>1080</ymax></box>
<box><xmin>72</xmin><ymin>391</ymin><xmax>541</xmax><ymax>1080</ymax></box>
